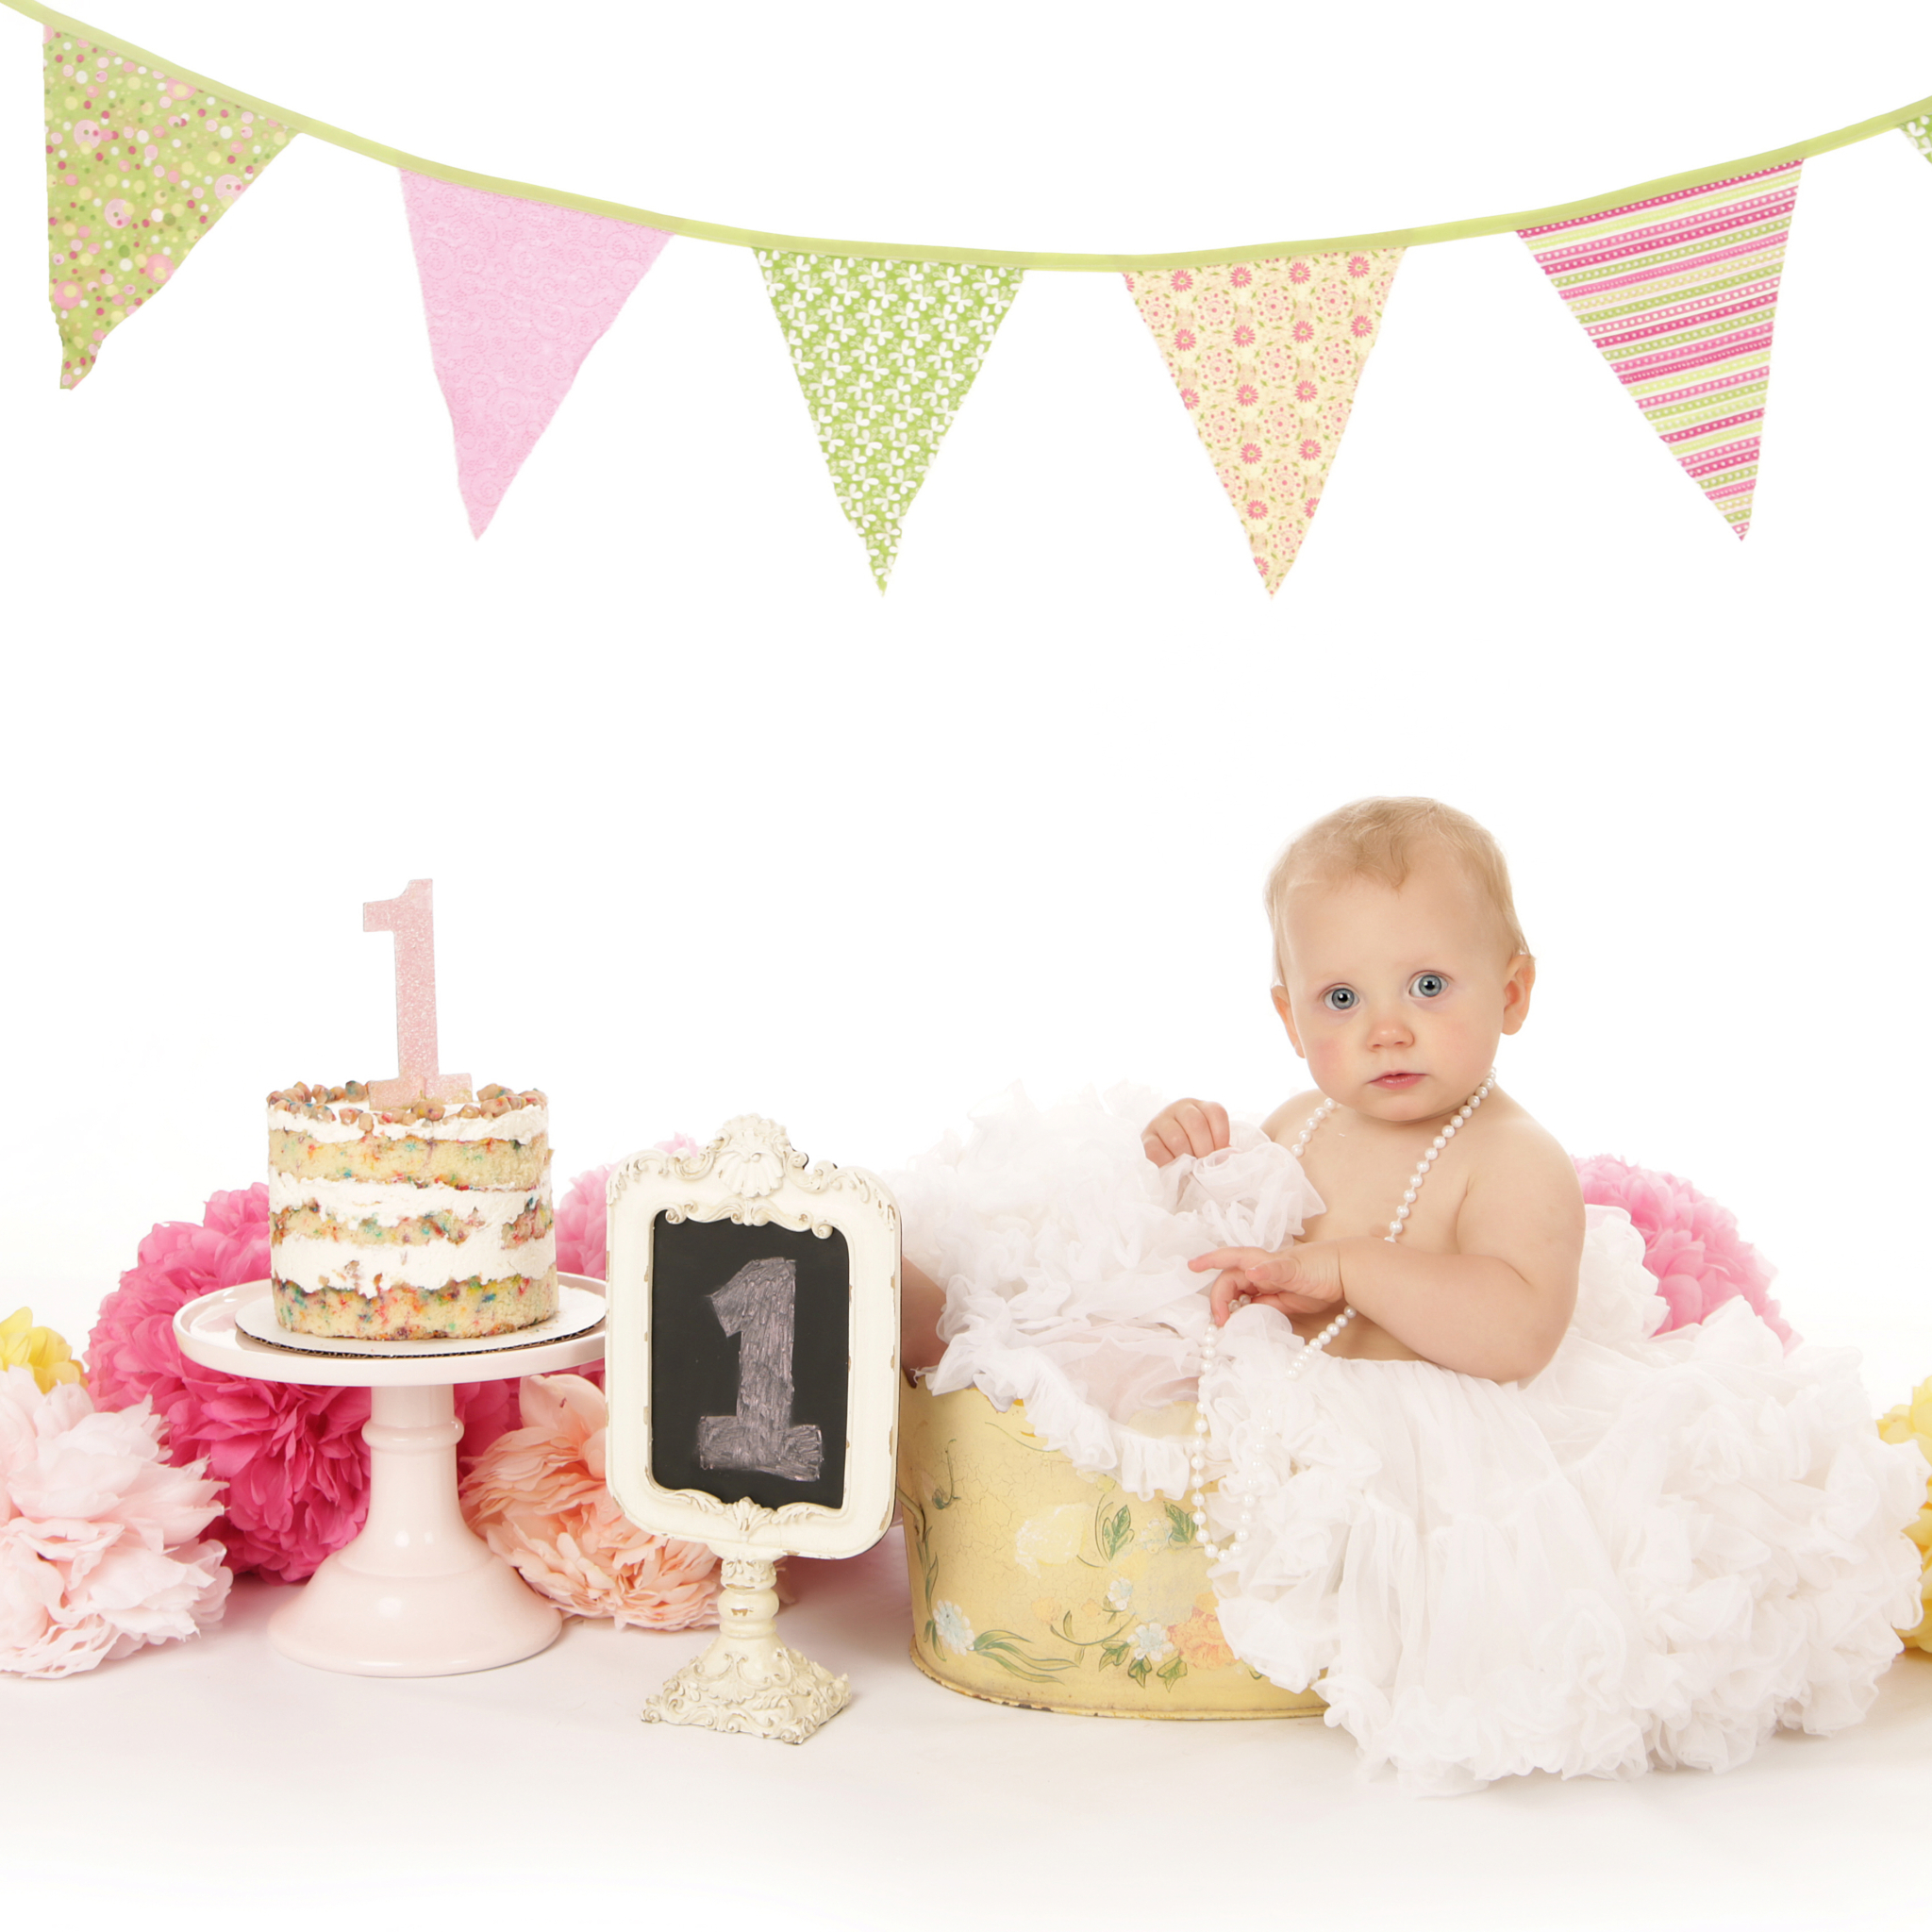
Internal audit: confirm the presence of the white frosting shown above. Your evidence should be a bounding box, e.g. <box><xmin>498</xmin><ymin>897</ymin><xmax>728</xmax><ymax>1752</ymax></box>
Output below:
<box><xmin>268</xmin><ymin>1168</ymin><xmax>541</xmax><ymax>1230</ymax></box>
<box><xmin>268</xmin><ymin>1101</ymin><xmax>547</xmax><ymax>1146</ymax></box>
<box><xmin>272</xmin><ymin>1224</ymin><xmax>556</xmax><ymax>1297</ymax></box>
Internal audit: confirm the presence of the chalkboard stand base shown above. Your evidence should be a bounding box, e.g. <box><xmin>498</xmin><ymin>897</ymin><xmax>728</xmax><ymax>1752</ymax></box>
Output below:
<box><xmin>641</xmin><ymin>1554</ymin><xmax>851</xmax><ymax>1744</ymax></box>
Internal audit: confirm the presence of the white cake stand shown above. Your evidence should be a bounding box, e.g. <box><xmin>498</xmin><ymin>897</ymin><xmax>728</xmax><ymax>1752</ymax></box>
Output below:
<box><xmin>174</xmin><ymin>1276</ymin><xmax>608</xmax><ymax>1678</ymax></box>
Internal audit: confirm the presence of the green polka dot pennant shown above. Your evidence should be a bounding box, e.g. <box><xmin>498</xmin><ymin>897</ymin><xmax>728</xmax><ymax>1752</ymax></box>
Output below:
<box><xmin>1907</xmin><ymin>114</ymin><xmax>1932</xmax><ymax>164</ymax></box>
<box><xmin>758</xmin><ymin>250</ymin><xmax>1023</xmax><ymax>591</ymax></box>
<box><xmin>42</xmin><ymin>25</ymin><xmax>296</xmax><ymax>388</ymax></box>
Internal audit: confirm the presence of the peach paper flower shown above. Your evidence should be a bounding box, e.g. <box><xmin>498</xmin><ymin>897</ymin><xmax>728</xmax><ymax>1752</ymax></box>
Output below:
<box><xmin>459</xmin><ymin>1374</ymin><xmax>718</xmax><ymax>1628</ymax></box>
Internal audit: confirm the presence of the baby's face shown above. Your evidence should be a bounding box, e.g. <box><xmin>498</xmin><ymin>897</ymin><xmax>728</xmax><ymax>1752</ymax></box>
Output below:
<box><xmin>1274</xmin><ymin>859</ymin><xmax>1532</xmax><ymax>1124</ymax></box>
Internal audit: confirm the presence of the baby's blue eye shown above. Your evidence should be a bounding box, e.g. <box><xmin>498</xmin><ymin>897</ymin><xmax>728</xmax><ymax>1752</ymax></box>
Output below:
<box><xmin>1323</xmin><ymin>987</ymin><xmax>1358</xmax><ymax>1011</ymax></box>
<box><xmin>1409</xmin><ymin>973</ymin><xmax>1445</xmax><ymax>999</ymax></box>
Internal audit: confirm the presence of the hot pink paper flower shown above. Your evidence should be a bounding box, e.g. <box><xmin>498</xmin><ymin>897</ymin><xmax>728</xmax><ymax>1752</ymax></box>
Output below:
<box><xmin>0</xmin><ymin>1367</ymin><xmax>229</xmax><ymax>1677</ymax></box>
<box><xmin>1575</xmin><ymin>1155</ymin><xmax>1794</xmax><ymax>1344</ymax></box>
<box><xmin>86</xmin><ymin>1187</ymin><xmax>522</xmax><ymax>1582</ymax></box>
<box><xmin>459</xmin><ymin>1373</ymin><xmax>718</xmax><ymax>1629</ymax></box>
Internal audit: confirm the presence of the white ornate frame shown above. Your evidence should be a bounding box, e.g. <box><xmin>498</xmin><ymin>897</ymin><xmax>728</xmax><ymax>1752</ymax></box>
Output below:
<box><xmin>604</xmin><ymin>1114</ymin><xmax>901</xmax><ymax>1562</ymax></box>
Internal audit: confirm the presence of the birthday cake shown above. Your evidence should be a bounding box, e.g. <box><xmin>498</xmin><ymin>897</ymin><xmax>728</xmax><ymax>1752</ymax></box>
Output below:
<box><xmin>267</xmin><ymin>1081</ymin><xmax>558</xmax><ymax>1341</ymax></box>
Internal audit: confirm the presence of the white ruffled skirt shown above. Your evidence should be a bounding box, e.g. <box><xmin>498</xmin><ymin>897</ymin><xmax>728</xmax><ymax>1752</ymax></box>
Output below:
<box><xmin>893</xmin><ymin>1086</ymin><xmax>1928</xmax><ymax>1792</ymax></box>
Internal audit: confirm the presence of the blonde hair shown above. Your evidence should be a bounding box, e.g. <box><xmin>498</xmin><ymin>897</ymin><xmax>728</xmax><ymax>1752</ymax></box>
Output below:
<box><xmin>1265</xmin><ymin>797</ymin><xmax>1529</xmax><ymax>984</ymax></box>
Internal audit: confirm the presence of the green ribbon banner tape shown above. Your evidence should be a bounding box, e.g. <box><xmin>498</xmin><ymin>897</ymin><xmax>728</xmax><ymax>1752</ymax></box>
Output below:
<box><xmin>15</xmin><ymin>0</ymin><xmax>1932</xmax><ymax>270</ymax></box>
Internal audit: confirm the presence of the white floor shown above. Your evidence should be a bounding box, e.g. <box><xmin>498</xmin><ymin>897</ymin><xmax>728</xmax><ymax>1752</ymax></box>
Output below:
<box><xmin>7</xmin><ymin>1529</ymin><xmax>1925</xmax><ymax>1931</ymax></box>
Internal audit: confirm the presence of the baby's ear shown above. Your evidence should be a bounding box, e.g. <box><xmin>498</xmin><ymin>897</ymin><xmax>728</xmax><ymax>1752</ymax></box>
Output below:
<box><xmin>1271</xmin><ymin>985</ymin><xmax>1306</xmax><ymax>1058</ymax></box>
<box><xmin>1499</xmin><ymin>954</ymin><xmax>1537</xmax><ymax>1034</ymax></box>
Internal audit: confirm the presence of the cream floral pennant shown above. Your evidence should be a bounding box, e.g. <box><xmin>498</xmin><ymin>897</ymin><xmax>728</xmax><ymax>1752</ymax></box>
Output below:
<box><xmin>1125</xmin><ymin>251</ymin><xmax>1403</xmax><ymax>593</ymax></box>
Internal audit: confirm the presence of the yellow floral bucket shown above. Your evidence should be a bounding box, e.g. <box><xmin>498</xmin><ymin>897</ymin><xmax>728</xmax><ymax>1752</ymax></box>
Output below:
<box><xmin>898</xmin><ymin>1379</ymin><xmax>1324</xmax><ymax>1720</ymax></box>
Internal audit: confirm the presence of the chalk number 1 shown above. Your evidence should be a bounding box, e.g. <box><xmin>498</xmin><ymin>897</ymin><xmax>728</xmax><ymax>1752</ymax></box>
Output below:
<box><xmin>696</xmin><ymin>1257</ymin><xmax>824</xmax><ymax>1482</ymax></box>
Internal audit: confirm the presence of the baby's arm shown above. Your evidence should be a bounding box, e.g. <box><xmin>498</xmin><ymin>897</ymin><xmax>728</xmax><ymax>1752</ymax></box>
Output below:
<box><xmin>902</xmin><ymin>1257</ymin><xmax>946</xmax><ymax>1377</ymax></box>
<box><xmin>1194</xmin><ymin>1119</ymin><xmax>1584</xmax><ymax>1383</ymax></box>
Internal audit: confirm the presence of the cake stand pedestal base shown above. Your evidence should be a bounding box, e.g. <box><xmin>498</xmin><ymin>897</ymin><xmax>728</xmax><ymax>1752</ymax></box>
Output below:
<box><xmin>641</xmin><ymin>1555</ymin><xmax>850</xmax><ymax>1743</ymax></box>
<box><xmin>174</xmin><ymin>1278</ymin><xmax>608</xmax><ymax>1678</ymax></box>
<box><xmin>269</xmin><ymin>1383</ymin><xmax>560</xmax><ymax>1677</ymax></box>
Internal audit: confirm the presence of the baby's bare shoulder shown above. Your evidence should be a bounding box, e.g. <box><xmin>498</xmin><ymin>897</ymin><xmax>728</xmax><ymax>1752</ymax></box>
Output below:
<box><xmin>1262</xmin><ymin>1089</ymin><xmax>1329</xmax><ymax>1142</ymax></box>
<box><xmin>1468</xmin><ymin>1105</ymin><xmax>1583</xmax><ymax>1208</ymax></box>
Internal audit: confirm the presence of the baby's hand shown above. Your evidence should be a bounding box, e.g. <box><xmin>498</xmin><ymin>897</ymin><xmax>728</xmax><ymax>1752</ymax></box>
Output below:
<box><xmin>1191</xmin><ymin>1243</ymin><xmax>1346</xmax><ymax>1326</ymax></box>
<box><xmin>1141</xmin><ymin>1098</ymin><xmax>1230</xmax><ymax>1167</ymax></box>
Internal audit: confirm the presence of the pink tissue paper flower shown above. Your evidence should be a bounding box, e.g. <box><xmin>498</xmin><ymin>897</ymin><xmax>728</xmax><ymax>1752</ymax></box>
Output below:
<box><xmin>87</xmin><ymin>1187</ymin><xmax>521</xmax><ymax>1582</ymax></box>
<box><xmin>0</xmin><ymin>1366</ymin><xmax>229</xmax><ymax>1677</ymax></box>
<box><xmin>459</xmin><ymin>1373</ymin><xmax>718</xmax><ymax>1629</ymax></box>
<box><xmin>556</xmin><ymin>1138</ymin><xmax>700</xmax><ymax>1282</ymax></box>
<box><xmin>1574</xmin><ymin>1155</ymin><xmax>1794</xmax><ymax>1344</ymax></box>
<box><xmin>555</xmin><ymin>1165</ymin><xmax>617</xmax><ymax>1283</ymax></box>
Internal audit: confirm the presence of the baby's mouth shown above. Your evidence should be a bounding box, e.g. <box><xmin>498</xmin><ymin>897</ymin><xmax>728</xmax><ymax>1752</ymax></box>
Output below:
<box><xmin>1371</xmin><ymin>1072</ymin><xmax>1424</xmax><ymax>1089</ymax></box>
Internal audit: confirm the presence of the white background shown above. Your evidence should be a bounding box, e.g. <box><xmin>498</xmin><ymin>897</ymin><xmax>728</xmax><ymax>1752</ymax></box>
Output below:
<box><xmin>8</xmin><ymin>0</ymin><xmax>1928</xmax><ymax>1393</ymax></box>
<box><xmin>4</xmin><ymin>1</ymin><xmax>1932</xmax><ymax>1924</ymax></box>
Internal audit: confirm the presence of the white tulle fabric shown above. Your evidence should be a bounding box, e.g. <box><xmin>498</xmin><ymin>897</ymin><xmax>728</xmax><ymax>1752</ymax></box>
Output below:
<box><xmin>896</xmin><ymin>1086</ymin><xmax>1929</xmax><ymax>1793</ymax></box>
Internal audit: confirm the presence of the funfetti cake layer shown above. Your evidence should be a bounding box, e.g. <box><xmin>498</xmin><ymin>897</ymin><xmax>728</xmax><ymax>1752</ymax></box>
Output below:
<box><xmin>267</xmin><ymin>1081</ymin><xmax>557</xmax><ymax>1341</ymax></box>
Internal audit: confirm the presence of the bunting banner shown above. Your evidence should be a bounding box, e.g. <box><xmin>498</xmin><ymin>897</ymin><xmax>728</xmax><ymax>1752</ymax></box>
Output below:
<box><xmin>1519</xmin><ymin>163</ymin><xmax>1801</xmax><ymax>541</ymax></box>
<box><xmin>400</xmin><ymin>173</ymin><xmax>671</xmax><ymax>538</ymax></box>
<box><xmin>1125</xmin><ymin>252</ymin><xmax>1402</xmax><ymax>592</ymax></box>
<box><xmin>16</xmin><ymin>4</ymin><xmax>1932</xmax><ymax>593</ymax></box>
<box><xmin>42</xmin><ymin>28</ymin><xmax>293</xmax><ymax>387</ymax></box>
<box><xmin>757</xmin><ymin>251</ymin><xmax>1023</xmax><ymax>591</ymax></box>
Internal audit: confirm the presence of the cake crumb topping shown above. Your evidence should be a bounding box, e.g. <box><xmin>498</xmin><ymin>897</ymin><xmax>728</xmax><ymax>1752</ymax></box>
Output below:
<box><xmin>268</xmin><ymin>1081</ymin><xmax>546</xmax><ymax>1126</ymax></box>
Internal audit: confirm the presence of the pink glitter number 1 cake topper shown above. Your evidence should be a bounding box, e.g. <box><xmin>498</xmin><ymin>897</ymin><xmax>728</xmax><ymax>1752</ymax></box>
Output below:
<box><xmin>363</xmin><ymin>880</ymin><xmax>472</xmax><ymax>1106</ymax></box>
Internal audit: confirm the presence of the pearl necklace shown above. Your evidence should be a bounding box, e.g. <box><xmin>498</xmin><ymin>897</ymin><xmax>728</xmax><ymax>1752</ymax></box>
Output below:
<box><xmin>1190</xmin><ymin>1071</ymin><xmax>1497</xmax><ymax>1561</ymax></box>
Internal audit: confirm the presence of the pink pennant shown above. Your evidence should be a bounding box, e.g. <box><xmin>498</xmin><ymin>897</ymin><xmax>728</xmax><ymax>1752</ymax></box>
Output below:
<box><xmin>400</xmin><ymin>173</ymin><xmax>671</xmax><ymax>536</ymax></box>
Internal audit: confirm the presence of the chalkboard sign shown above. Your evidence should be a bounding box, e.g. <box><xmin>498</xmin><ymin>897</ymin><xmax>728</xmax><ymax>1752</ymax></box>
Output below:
<box><xmin>647</xmin><ymin>1214</ymin><xmax>849</xmax><ymax>1512</ymax></box>
<box><xmin>603</xmin><ymin>1115</ymin><xmax>900</xmax><ymax>1563</ymax></box>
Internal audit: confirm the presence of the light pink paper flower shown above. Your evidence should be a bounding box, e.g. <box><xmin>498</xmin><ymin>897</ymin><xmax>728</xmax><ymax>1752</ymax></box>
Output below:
<box><xmin>86</xmin><ymin>1187</ymin><xmax>522</xmax><ymax>1582</ymax></box>
<box><xmin>555</xmin><ymin>1165</ymin><xmax>617</xmax><ymax>1282</ymax></box>
<box><xmin>1575</xmin><ymin>1155</ymin><xmax>1795</xmax><ymax>1344</ymax></box>
<box><xmin>0</xmin><ymin>1366</ymin><xmax>229</xmax><ymax>1677</ymax></box>
<box><xmin>459</xmin><ymin>1374</ymin><xmax>718</xmax><ymax>1628</ymax></box>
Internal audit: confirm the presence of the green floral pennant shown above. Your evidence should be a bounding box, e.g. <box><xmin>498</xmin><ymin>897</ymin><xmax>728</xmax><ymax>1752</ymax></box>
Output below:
<box><xmin>758</xmin><ymin>251</ymin><xmax>1022</xmax><ymax>591</ymax></box>
<box><xmin>1906</xmin><ymin>113</ymin><xmax>1932</xmax><ymax>164</ymax></box>
<box><xmin>43</xmin><ymin>25</ymin><xmax>295</xmax><ymax>388</ymax></box>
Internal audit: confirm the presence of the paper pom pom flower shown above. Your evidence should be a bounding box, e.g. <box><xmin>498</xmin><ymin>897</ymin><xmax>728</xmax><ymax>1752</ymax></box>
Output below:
<box><xmin>555</xmin><ymin>1165</ymin><xmax>616</xmax><ymax>1281</ymax></box>
<box><xmin>1877</xmin><ymin>1377</ymin><xmax>1932</xmax><ymax>1652</ymax></box>
<box><xmin>556</xmin><ymin>1138</ymin><xmax>699</xmax><ymax>1282</ymax></box>
<box><xmin>0</xmin><ymin>1366</ymin><xmax>229</xmax><ymax>1677</ymax></box>
<box><xmin>1</xmin><ymin>1307</ymin><xmax>83</xmax><ymax>1392</ymax></box>
<box><xmin>1574</xmin><ymin>1156</ymin><xmax>1794</xmax><ymax>1344</ymax></box>
<box><xmin>459</xmin><ymin>1373</ymin><xmax>718</xmax><ymax>1629</ymax></box>
<box><xmin>87</xmin><ymin>1187</ymin><xmax>521</xmax><ymax>1583</ymax></box>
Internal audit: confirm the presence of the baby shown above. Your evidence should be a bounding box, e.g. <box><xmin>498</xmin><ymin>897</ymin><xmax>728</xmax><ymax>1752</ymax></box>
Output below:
<box><xmin>900</xmin><ymin>796</ymin><xmax>1577</xmax><ymax>1380</ymax></box>
<box><xmin>1146</xmin><ymin>795</ymin><xmax>1583</xmax><ymax>1384</ymax></box>
<box><xmin>895</xmin><ymin>794</ymin><xmax>1925</xmax><ymax>1790</ymax></box>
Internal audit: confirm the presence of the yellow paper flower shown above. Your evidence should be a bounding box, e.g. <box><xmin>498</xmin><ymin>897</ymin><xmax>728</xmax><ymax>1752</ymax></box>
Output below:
<box><xmin>1877</xmin><ymin>1376</ymin><xmax>1932</xmax><ymax>1652</ymax></box>
<box><xmin>0</xmin><ymin>1307</ymin><xmax>84</xmax><ymax>1393</ymax></box>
